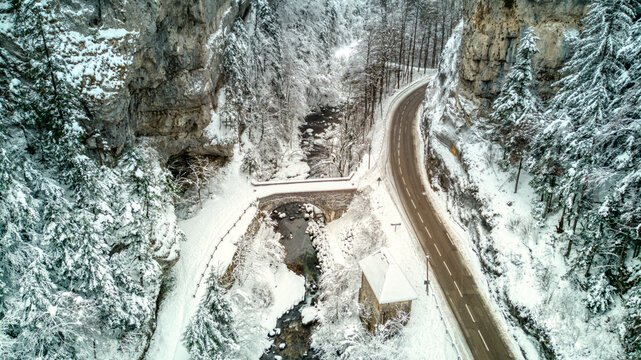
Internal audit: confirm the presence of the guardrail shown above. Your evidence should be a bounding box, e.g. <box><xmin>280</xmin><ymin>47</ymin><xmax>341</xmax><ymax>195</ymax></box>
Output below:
<box><xmin>192</xmin><ymin>200</ymin><xmax>258</xmax><ymax>298</ymax></box>
<box><xmin>428</xmin><ymin>280</ymin><xmax>464</xmax><ymax>360</ymax></box>
<box><xmin>251</xmin><ymin>172</ymin><xmax>355</xmax><ymax>187</ymax></box>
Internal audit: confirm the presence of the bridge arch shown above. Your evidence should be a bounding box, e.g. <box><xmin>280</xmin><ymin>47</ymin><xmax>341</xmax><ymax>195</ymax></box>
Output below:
<box><xmin>258</xmin><ymin>189</ymin><xmax>356</xmax><ymax>222</ymax></box>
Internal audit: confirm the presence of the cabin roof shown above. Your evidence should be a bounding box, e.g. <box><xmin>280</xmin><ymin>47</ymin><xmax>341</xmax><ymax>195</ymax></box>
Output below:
<box><xmin>359</xmin><ymin>247</ymin><xmax>417</xmax><ymax>304</ymax></box>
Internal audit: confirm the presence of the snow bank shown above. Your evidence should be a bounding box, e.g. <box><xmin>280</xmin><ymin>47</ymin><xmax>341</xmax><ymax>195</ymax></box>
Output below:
<box><xmin>146</xmin><ymin>151</ymin><xmax>257</xmax><ymax>359</ymax></box>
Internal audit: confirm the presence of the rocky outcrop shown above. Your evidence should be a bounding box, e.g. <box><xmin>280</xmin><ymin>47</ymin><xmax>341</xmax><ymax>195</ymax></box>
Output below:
<box><xmin>69</xmin><ymin>0</ymin><xmax>250</xmax><ymax>159</ymax></box>
<box><xmin>458</xmin><ymin>0</ymin><xmax>586</xmax><ymax>99</ymax></box>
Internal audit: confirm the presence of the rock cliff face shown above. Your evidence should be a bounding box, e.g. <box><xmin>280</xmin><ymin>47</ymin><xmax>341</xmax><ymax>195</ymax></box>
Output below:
<box><xmin>73</xmin><ymin>0</ymin><xmax>249</xmax><ymax>159</ymax></box>
<box><xmin>458</xmin><ymin>0</ymin><xmax>586</xmax><ymax>99</ymax></box>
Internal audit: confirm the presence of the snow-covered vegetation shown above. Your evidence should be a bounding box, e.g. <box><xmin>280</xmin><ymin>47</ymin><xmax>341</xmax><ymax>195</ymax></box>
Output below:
<box><xmin>0</xmin><ymin>1</ymin><xmax>182</xmax><ymax>358</ymax></box>
<box><xmin>219</xmin><ymin>0</ymin><xmax>459</xmax><ymax>180</ymax></box>
<box><xmin>422</xmin><ymin>1</ymin><xmax>641</xmax><ymax>358</ymax></box>
<box><xmin>14</xmin><ymin>0</ymin><xmax>638</xmax><ymax>358</ymax></box>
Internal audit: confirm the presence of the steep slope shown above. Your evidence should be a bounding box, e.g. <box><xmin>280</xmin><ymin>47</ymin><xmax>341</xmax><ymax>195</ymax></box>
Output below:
<box><xmin>419</xmin><ymin>1</ymin><xmax>637</xmax><ymax>359</ymax></box>
<box><xmin>61</xmin><ymin>0</ymin><xmax>250</xmax><ymax>158</ymax></box>
<box><xmin>458</xmin><ymin>0</ymin><xmax>585</xmax><ymax>99</ymax></box>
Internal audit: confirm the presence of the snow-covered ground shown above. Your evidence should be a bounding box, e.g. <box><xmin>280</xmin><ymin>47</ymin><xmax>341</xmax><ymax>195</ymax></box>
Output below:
<box><xmin>422</xmin><ymin>133</ymin><xmax>626</xmax><ymax>359</ymax></box>
<box><xmin>145</xmin><ymin>153</ymin><xmax>257</xmax><ymax>360</ymax></box>
<box><xmin>147</xmin><ymin>72</ymin><xmax>470</xmax><ymax>359</ymax></box>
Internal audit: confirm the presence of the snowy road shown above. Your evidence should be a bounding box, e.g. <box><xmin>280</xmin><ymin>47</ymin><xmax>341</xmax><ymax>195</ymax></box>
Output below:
<box><xmin>387</xmin><ymin>85</ymin><xmax>516</xmax><ymax>360</ymax></box>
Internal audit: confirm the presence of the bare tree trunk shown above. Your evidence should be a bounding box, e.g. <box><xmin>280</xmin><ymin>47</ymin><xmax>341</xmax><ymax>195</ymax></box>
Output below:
<box><xmin>409</xmin><ymin>6</ymin><xmax>419</xmax><ymax>82</ymax></box>
<box><xmin>397</xmin><ymin>0</ymin><xmax>408</xmax><ymax>88</ymax></box>
<box><xmin>417</xmin><ymin>19</ymin><xmax>428</xmax><ymax>74</ymax></box>
<box><xmin>565</xmin><ymin>187</ymin><xmax>585</xmax><ymax>258</ymax></box>
<box><xmin>439</xmin><ymin>3</ymin><xmax>446</xmax><ymax>66</ymax></box>
<box><xmin>424</xmin><ymin>19</ymin><xmax>433</xmax><ymax>69</ymax></box>
<box><xmin>514</xmin><ymin>157</ymin><xmax>522</xmax><ymax>193</ymax></box>
<box><xmin>584</xmin><ymin>225</ymin><xmax>601</xmax><ymax>277</ymax></box>
<box><xmin>431</xmin><ymin>20</ymin><xmax>438</xmax><ymax>68</ymax></box>
<box><xmin>557</xmin><ymin>204</ymin><xmax>566</xmax><ymax>233</ymax></box>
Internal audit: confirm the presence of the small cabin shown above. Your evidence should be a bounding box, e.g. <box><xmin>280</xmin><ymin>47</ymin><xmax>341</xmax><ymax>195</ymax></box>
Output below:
<box><xmin>358</xmin><ymin>247</ymin><xmax>417</xmax><ymax>333</ymax></box>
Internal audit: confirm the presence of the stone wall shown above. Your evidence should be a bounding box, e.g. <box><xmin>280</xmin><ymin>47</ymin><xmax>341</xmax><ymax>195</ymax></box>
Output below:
<box><xmin>458</xmin><ymin>0</ymin><xmax>587</xmax><ymax>99</ymax></box>
<box><xmin>359</xmin><ymin>274</ymin><xmax>380</xmax><ymax>333</ymax></box>
<box><xmin>359</xmin><ymin>274</ymin><xmax>412</xmax><ymax>333</ymax></box>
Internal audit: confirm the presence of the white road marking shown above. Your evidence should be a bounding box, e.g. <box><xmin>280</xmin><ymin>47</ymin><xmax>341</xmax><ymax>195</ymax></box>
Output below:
<box><xmin>411</xmin><ymin>199</ymin><xmax>417</xmax><ymax>209</ymax></box>
<box><xmin>418</xmin><ymin>212</ymin><xmax>424</xmax><ymax>223</ymax></box>
<box><xmin>465</xmin><ymin>304</ymin><xmax>476</xmax><ymax>323</ymax></box>
<box><xmin>478</xmin><ymin>330</ymin><xmax>490</xmax><ymax>352</ymax></box>
<box><xmin>402</xmin><ymin>177</ymin><xmax>406</xmax><ymax>185</ymax></box>
<box><xmin>405</xmin><ymin>187</ymin><xmax>410</xmax><ymax>197</ymax></box>
<box><xmin>434</xmin><ymin>243</ymin><xmax>441</xmax><ymax>256</ymax></box>
<box><xmin>446</xmin><ymin>233</ymin><xmax>453</xmax><ymax>244</ymax></box>
<box><xmin>443</xmin><ymin>261</ymin><xmax>452</xmax><ymax>276</ymax></box>
<box><xmin>454</xmin><ymin>280</ymin><xmax>462</xmax><ymax>297</ymax></box>
<box><xmin>424</xmin><ymin>226</ymin><xmax>432</xmax><ymax>238</ymax></box>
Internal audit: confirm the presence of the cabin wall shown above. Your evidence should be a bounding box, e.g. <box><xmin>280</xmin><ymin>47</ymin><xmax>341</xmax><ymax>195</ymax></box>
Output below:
<box><xmin>359</xmin><ymin>274</ymin><xmax>413</xmax><ymax>333</ymax></box>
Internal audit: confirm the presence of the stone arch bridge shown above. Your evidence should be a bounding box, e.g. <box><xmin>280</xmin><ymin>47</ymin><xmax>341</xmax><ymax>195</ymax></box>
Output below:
<box><xmin>257</xmin><ymin>189</ymin><xmax>356</xmax><ymax>222</ymax></box>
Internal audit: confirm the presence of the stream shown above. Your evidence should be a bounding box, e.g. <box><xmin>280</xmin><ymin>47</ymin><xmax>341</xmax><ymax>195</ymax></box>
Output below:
<box><xmin>300</xmin><ymin>106</ymin><xmax>342</xmax><ymax>178</ymax></box>
<box><xmin>260</xmin><ymin>202</ymin><xmax>323</xmax><ymax>360</ymax></box>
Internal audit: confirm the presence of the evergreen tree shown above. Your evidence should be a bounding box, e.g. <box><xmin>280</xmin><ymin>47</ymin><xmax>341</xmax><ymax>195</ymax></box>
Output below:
<box><xmin>614</xmin><ymin>17</ymin><xmax>641</xmax><ymax>358</ymax></box>
<box><xmin>183</xmin><ymin>274</ymin><xmax>239</xmax><ymax>360</ymax></box>
<box><xmin>0</xmin><ymin>1</ymin><xmax>184</xmax><ymax>356</ymax></box>
<box><xmin>490</xmin><ymin>27</ymin><xmax>539</xmax><ymax>192</ymax></box>
<box><xmin>531</xmin><ymin>0</ymin><xmax>635</xmax><ymax>262</ymax></box>
<box><xmin>585</xmin><ymin>273</ymin><xmax>616</xmax><ymax>314</ymax></box>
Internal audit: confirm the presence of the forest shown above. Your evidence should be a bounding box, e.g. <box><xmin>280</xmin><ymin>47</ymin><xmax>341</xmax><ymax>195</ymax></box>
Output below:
<box><xmin>0</xmin><ymin>0</ymin><xmax>459</xmax><ymax>358</ymax></box>
<box><xmin>1</xmin><ymin>0</ymin><xmax>640</xmax><ymax>358</ymax></box>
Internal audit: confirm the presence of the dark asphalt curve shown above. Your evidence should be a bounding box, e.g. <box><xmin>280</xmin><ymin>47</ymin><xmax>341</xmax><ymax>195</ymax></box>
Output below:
<box><xmin>388</xmin><ymin>85</ymin><xmax>515</xmax><ymax>360</ymax></box>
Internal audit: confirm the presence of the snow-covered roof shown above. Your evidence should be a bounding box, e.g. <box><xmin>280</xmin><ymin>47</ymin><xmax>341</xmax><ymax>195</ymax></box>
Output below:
<box><xmin>359</xmin><ymin>247</ymin><xmax>417</xmax><ymax>304</ymax></box>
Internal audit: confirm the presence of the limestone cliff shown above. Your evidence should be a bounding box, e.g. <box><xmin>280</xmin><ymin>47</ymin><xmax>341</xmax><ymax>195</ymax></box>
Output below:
<box><xmin>66</xmin><ymin>0</ymin><xmax>250</xmax><ymax>159</ymax></box>
<box><xmin>458</xmin><ymin>0</ymin><xmax>586</xmax><ymax>99</ymax></box>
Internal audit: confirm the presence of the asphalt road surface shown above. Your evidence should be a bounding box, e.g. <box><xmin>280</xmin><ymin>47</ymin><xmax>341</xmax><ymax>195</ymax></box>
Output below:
<box><xmin>388</xmin><ymin>85</ymin><xmax>515</xmax><ymax>360</ymax></box>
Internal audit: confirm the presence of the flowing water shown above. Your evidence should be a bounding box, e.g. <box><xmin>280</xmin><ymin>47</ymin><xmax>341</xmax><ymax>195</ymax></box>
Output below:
<box><xmin>260</xmin><ymin>202</ymin><xmax>322</xmax><ymax>360</ymax></box>
<box><xmin>300</xmin><ymin>106</ymin><xmax>342</xmax><ymax>178</ymax></box>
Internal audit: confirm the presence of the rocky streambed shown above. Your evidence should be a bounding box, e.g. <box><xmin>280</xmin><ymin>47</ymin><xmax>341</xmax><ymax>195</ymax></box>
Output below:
<box><xmin>261</xmin><ymin>202</ymin><xmax>324</xmax><ymax>360</ymax></box>
<box><xmin>300</xmin><ymin>106</ymin><xmax>343</xmax><ymax>178</ymax></box>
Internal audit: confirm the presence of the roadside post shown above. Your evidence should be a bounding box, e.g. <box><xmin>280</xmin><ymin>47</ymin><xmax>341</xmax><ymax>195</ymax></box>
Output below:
<box><xmin>425</xmin><ymin>255</ymin><xmax>430</xmax><ymax>295</ymax></box>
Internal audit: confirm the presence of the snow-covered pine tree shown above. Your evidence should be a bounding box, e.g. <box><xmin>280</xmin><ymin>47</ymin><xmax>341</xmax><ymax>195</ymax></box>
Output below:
<box><xmin>183</xmin><ymin>274</ymin><xmax>239</xmax><ymax>360</ymax></box>
<box><xmin>490</xmin><ymin>27</ymin><xmax>539</xmax><ymax>193</ymax></box>
<box><xmin>625</xmin><ymin>260</ymin><xmax>641</xmax><ymax>358</ymax></box>
<box><xmin>531</xmin><ymin>0</ymin><xmax>635</xmax><ymax>262</ymax></box>
<box><xmin>524</xmin><ymin>4</ymin><xmax>640</xmax><ymax>355</ymax></box>
<box><xmin>613</xmin><ymin>16</ymin><xmax>641</xmax><ymax>358</ymax></box>
<box><xmin>585</xmin><ymin>273</ymin><xmax>616</xmax><ymax>314</ymax></box>
<box><xmin>222</xmin><ymin>20</ymin><xmax>252</xmax><ymax>134</ymax></box>
<box><xmin>0</xmin><ymin>1</ymin><xmax>184</xmax><ymax>357</ymax></box>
